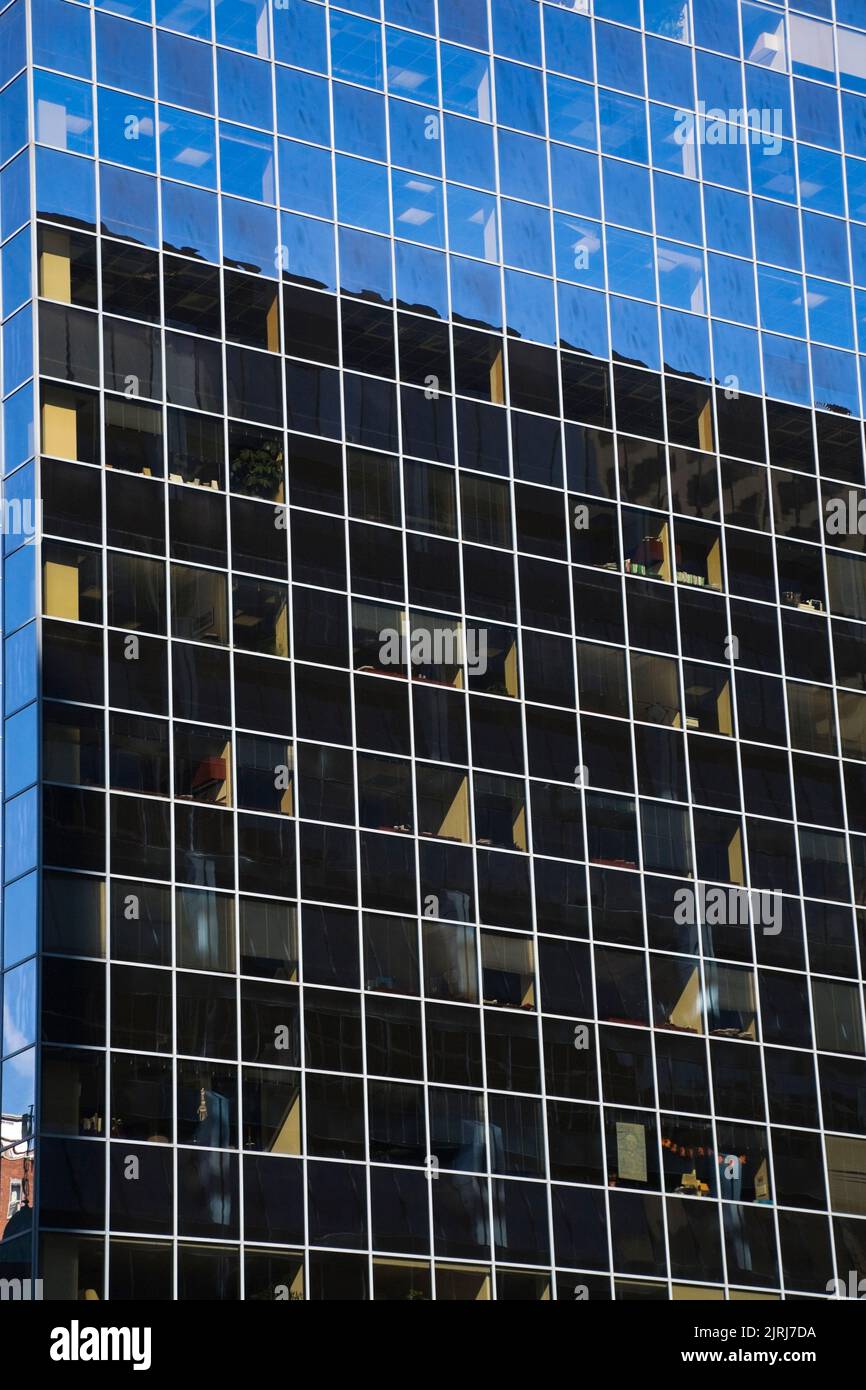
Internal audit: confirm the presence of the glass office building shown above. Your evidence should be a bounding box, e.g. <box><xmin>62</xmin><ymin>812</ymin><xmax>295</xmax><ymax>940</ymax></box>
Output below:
<box><xmin>1</xmin><ymin>0</ymin><xmax>866</xmax><ymax>1302</ymax></box>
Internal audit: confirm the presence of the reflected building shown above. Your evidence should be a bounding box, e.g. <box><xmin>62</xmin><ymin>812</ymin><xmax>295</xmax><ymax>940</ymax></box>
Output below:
<box><xmin>0</xmin><ymin>0</ymin><xmax>865</xmax><ymax>1301</ymax></box>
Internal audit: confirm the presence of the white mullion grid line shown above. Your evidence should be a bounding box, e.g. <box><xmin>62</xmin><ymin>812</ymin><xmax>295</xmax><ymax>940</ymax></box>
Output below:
<box><xmin>321</xmin><ymin>0</ymin><xmax>360</xmax><ymax>1301</ymax></box>
<box><xmin>776</xmin><ymin>2</ymin><xmax>849</xmax><ymax>1298</ymax></box>
<box><xmin>578</xmin><ymin>2</ymin><xmax>618</xmax><ymax>1300</ymax></box>
<box><xmin>731</xmin><ymin>0</ymin><xmax>810</xmax><ymax>1301</ymax></box>
<box><xmin>21</xmin><ymin>0</ymin><xmax>43</xmax><ymax>1291</ymax></box>
<box><xmin>414</xmin><ymin>0</ymin><xmax>462</xmax><ymax>1303</ymax></box>
<box><xmin>534</xmin><ymin>0</ymin><xmax>576</xmax><ymax>1305</ymax></box>
<box><xmin>266</xmin><ymin>0</ymin><xmax>304</xmax><ymax>1309</ymax></box>
<box><xmin>140</xmin><ymin>0</ymin><xmax>183</xmax><ymax>1304</ymax></box>
<box><xmin>366</xmin><ymin>0</ymin><xmax>402</xmax><ymax>1301</ymax></box>
<box><xmin>635</xmin><ymin>0</ymin><xmax>686</xmax><ymax>1306</ymax></box>
<box><xmin>83</xmin><ymin>0</ymin><xmax>114</xmax><ymax>1300</ymax></box>
<box><xmin>688</xmin><ymin>5</ymin><xmax>746</xmax><ymax>1301</ymax></box>
<box><xmin>486</xmin><ymin>0</ymin><xmax>531</xmax><ymax>1301</ymax></box>
<box><xmin>829</xmin><ymin>0</ymin><xmax>866</xmax><ymax>1096</ymax></box>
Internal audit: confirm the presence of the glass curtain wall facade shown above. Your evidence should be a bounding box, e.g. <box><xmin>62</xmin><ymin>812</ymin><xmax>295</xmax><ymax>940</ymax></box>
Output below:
<box><xmin>1</xmin><ymin>0</ymin><xmax>866</xmax><ymax>1301</ymax></box>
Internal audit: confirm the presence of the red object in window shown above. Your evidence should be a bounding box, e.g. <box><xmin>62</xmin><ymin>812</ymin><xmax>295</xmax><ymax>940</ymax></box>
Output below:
<box><xmin>191</xmin><ymin>756</ymin><xmax>226</xmax><ymax>790</ymax></box>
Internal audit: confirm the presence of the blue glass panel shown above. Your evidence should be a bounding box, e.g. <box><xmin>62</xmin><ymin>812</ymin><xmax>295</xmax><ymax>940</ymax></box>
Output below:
<box><xmin>492</xmin><ymin>0</ymin><xmax>540</xmax><ymax>65</ymax></box>
<box><xmin>214</xmin><ymin>0</ymin><xmax>269</xmax><ymax>57</ymax></box>
<box><xmin>744</xmin><ymin>65</ymin><xmax>791</xmax><ymax>139</ymax></box>
<box><xmin>2</xmin><ymin>303</ymin><xmax>30</xmax><ymax>395</ymax></box>
<box><xmin>450</xmin><ymin>255</ymin><xmax>501</xmax><ymax>330</ymax></box>
<box><xmin>100</xmin><ymin>0</ymin><xmax>152</xmax><ymax>20</ymax></box>
<box><xmin>336</xmin><ymin>155</ymin><xmax>390</xmax><ymax>234</ymax></box>
<box><xmin>606</xmin><ymin>227</ymin><xmax>655</xmax><ymax>300</ymax></box>
<box><xmin>662</xmin><ymin>307</ymin><xmax>710</xmax><ymax>379</ymax></box>
<box><xmin>222</xmin><ymin>197</ymin><xmax>278</xmax><ymax>276</ymax></box>
<box><xmin>812</xmin><ymin>346</ymin><xmax>859</xmax><ymax>415</ymax></box>
<box><xmin>1</xmin><ymin>151</ymin><xmax>29</xmax><ymax>239</ymax></box>
<box><xmin>547</xmin><ymin>74</ymin><xmax>596</xmax><ymax>150</ymax></box>
<box><xmin>98</xmin><ymin>90</ymin><xmax>156</xmax><ymax>171</ymax></box>
<box><xmin>1</xmin><ymin>226</ymin><xmax>30</xmax><ymax>319</ymax></box>
<box><xmin>280</xmin><ymin>211</ymin><xmax>336</xmax><ymax>292</ymax></box>
<box><xmin>395</xmin><ymin>241</ymin><xmax>447</xmax><ymax>317</ymax></box>
<box><xmin>558</xmin><ymin>282</ymin><xmax>608</xmax><ymax>358</ymax></box>
<box><xmin>2</xmin><ymin>872</ymin><xmax>37</xmax><ymax>969</ymax></box>
<box><xmin>157</xmin><ymin>30</ymin><xmax>214</xmax><ymax>113</ymax></box>
<box><xmin>3</xmin><ymin>542</ymin><xmax>34</xmax><ymax>631</ymax></box>
<box><xmin>749</xmin><ymin>139</ymin><xmax>796</xmax><ymax>202</ymax></box>
<box><xmin>385</xmin><ymin>0</ymin><xmax>434</xmax><ymax>34</ymax></box>
<box><xmin>610</xmin><ymin>295</ymin><xmax>659</xmax><ymax>370</ymax></box>
<box><xmin>4</xmin><ymin>703</ymin><xmax>36</xmax><ymax>798</ymax></box>
<box><xmin>543</xmin><ymin>6</ymin><xmax>592</xmax><ymax>82</ymax></box>
<box><xmin>807</xmin><ymin>279</ymin><xmax>855</xmax><ymax>350</ymax></box>
<box><xmin>3</xmin><ymin>623</ymin><xmax>37</xmax><ymax>716</ymax></box>
<box><xmin>330</xmin><ymin>11</ymin><xmax>384</xmax><ymax>89</ymax></box>
<box><xmin>762</xmin><ymin>331</ymin><xmax>810</xmax><ymax>405</ymax></box>
<box><xmin>803</xmin><ymin>212</ymin><xmax>850</xmax><ymax>283</ymax></box>
<box><xmin>4</xmin><ymin>788</ymin><xmax>37</xmax><ymax>884</ymax></box>
<box><xmin>447</xmin><ymin>185</ymin><xmax>498</xmax><ymax>260</ymax></box>
<box><xmin>754</xmin><ymin>199</ymin><xmax>800</xmax><ymax>270</ymax></box>
<box><xmin>842</xmin><ymin>93</ymin><xmax>866</xmax><ymax>159</ymax></box>
<box><xmin>96</xmin><ymin>12</ymin><xmax>154</xmax><ymax>95</ymax></box>
<box><xmin>501</xmin><ymin>199</ymin><xmax>551</xmax><ymax>275</ymax></box>
<box><xmin>438</xmin><ymin>0</ymin><xmax>488</xmax><ymax>50</ymax></box>
<box><xmin>277</xmin><ymin>68</ymin><xmax>330</xmax><ymax>145</ymax></box>
<box><xmin>657</xmin><ymin>240</ymin><xmax>706</xmax><ymax>311</ymax></box>
<box><xmin>2</xmin><ymin>460</ymin><xmax>36</xmax><ymax>556</ymax></box>
<box><xmin>32</xmin><ymin>0</ymin><xmax>92</xmax><ymax>78</ymax></box>
<box><xmin>219</xmin><ymin>124</ymin><xmax>275</xmax><ymax>203</ymax></box>
<box><xmin>3</xmin><ymin>382</ymin><xmax>34</xmax><ymax>470</ymax></box>
<box><xmin>278</xmin><ymin>139</ymin><xmax>333</xmax><ymax>218</ymax></box>
<box><xmin>654</xmin><ymin>172</ymin><xmax>702</xmax><ymax>244</ymax></box>
<box><xmin>0</xmin><ymin>71</ymin><xmax>27</xmax><ymax>163</ymax></box>
<box><xmin>551</xmin><ymin>144</ymin><xmax>599</xmax><ymax>218</ymax></box>
<box><xmin>853</xmin><ymin>226</ymin><xmax>866</xmax><ymax>288</ymax></box>
<box><xmin>273</xmin><ymin>0</ymin><xmax>327</xmax><ymax>73</ymax></box>
<box><xmin>645</xmin><ymin>0</ymin><xmax>691</xmax><ymax>42</ymax></box>
<box><xmin>218</xmin><ymin>48</ymin><xmax>273</xmax><ymax>129</ymax></box>
<box><xmin>338</xmin><ymin>227</ymin><xmax>392</xmax><ymax>303</ymax></box>
<box><xmin>692</xmin><ymin>0</ymin><xmax>739</xmax><ymax>57</ymax></box>
<box><xmin>554</xmin><ymin>213</ymin><xmax>604</xmax><ymax>288</ymax></box>
<box><xmin>2</xmin><ymin>956</ymin><xmax>36</xmax><ymax>1053</ymax></box>
<box><xmin>386</xmin><ymin>27</ymin><xmax>438</xmax><ymax>104</ymax></box>
<box><xmin>443</xmin><ymin>114</ymin><xmax>494</xmax><ymax>189</ymax></box>
<box><xmin>100</xmin><ymin>164</ymin><xmax>159</xmax><ymax>245</ymax></box>
<box><xmin>708</xmin><ymin>252</ymin><xmax>756</xmax><ymax>325</ymax></box>
<box><xmin>162</xmin><ymin>181</ymin><xmax>220</xmax><ymax>261</ymax></box>
<box><xmin>498</xmin><ymin>130</ymin><xmax>548</xmax><ymax>204</ymax></box>
<box><xmin>390</xmin><ymin>100</ymin><xmax>442</xmax><ymax>176</ymax></box>
<box><xmin>159</xmin><ymin>107</ymin><xmax>217</xmax><ymax>187</ymax></box>
<box><xmin>602</xmin><ymin>160</ymin><xmax>651</xmax><ymax>232</ymax></box>
<box><xmin>758</xmin><ymin>265</ymin><xmax>806</xmax><ymax>337</ymax></box>
<box><xmin>796</xmin><ymin>147</ymin><xmax>843</xmax><ymax>217</ymax></box>
<box><xmin>713</xmin><ymin>320</ymin><xmax>762</xmax><ymax>394</ymax></box>
<box><xmin>846</xmin><ymin>157</ymin><xmax>866</xmax><ymax>223</ymax></box>
<box><xmin>441</xmin><ymin>45</ymin><xmax>492</xmax><ymax>121</ymax></box>
<box><xmin>495</xmin><ymin>59</ymin><xmax>544</xmax><ymax>136</ymax></box>
<box><xmin>392</xmin><ymin>170</ymin><xmax>444</xmax><ymax>246</ymax></box>
<box><xmin>696</xmin><ymin>50</ymin><xmax>743</xmax><ymax>113</ymax></box>
<box><xmin>650</xmin><ymin>104</ymin><xmax>694</xmax><ymax>177</ymax></box>
<box><xmin>699</xmin><ymin>132</ymin><xmax>748</xmax><ymax>191</ymax></box>
<box><xmin>334</xmin><ymin>83</ymin><xmax>387</xmax><ymax>161</ymax></box>
<box><xmin>35</xmin><ymin>71</ymin><xmax>93</xmax><ymax>155</ymax></box>
<box><xmin>793</xmin><ymin>77</ymin><xmax>839</xmax><ymax>149</ymax></box>
<box><xmin>596</xmin><ymin>22</ymin><xmax>644</xmax><ymax>96</ymax></box>
<box><xmin>505</xmin><ymin>268</ymin><xmax>555</xmax><ymax>345</ymax></box>
<box><xmin>702</xmin><ymin>185</ymin><xmax>752</xmax><ymax>257</ymax></box>
<box><xmin>0</xmin><ymin>1</ymin><xmax>26</xmax><ymax>90</ymax></box>
<box><xmin>646</xmin><ymin>37</ymin><xmax>693</xmax><ymax>107</ymax></box>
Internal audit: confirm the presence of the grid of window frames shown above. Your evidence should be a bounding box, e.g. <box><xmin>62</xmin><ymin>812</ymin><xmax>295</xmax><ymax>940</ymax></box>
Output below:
<box><xmin>0</xmin><ymin>0</ymin><xmax>866</xmax><ymax>1301</ymax></box>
